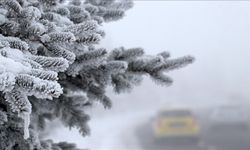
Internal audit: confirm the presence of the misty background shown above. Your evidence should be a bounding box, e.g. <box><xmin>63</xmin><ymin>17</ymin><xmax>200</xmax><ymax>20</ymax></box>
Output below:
<box><xmin>47</xmin><ymin>1</ymin><xmax>250</xmax><ymax>149</ymax></box>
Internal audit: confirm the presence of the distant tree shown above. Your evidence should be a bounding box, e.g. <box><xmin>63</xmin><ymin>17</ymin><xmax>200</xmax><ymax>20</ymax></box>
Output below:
<box><xmin>0</xmin><ymin>0</ymin><xmax>194</xmax><ymax>149</ymax></box>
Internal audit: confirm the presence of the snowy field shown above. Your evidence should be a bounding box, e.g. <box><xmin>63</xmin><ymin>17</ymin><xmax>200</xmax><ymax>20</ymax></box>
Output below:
<box><xmin>47</xmin><ymin>109</ymin><xmax>154</xmax><ymax>150</ymax></box>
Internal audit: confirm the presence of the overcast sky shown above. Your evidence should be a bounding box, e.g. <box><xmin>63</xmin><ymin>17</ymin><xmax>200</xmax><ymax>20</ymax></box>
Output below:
<box><xmin>99</xmin><ymin>1</ymin><xmax>250</xmax><ymax>108</ymax></box>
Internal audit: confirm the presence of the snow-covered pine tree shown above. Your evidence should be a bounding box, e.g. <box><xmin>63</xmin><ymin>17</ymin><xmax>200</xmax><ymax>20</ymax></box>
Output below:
<box><xmin>0</xmin><ymin>0</ymin><xmax>194</xmax><ymax>149</ymax></box>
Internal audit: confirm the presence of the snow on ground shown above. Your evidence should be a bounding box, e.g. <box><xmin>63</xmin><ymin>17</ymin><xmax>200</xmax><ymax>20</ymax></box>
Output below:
<box><xmin>47</xmin><ymin>91</ymin><xmax>227</xmax><ymax>150</ymax></box>
<box><xmin>47</xmin><ymin>109</ymin><xmax>155</xmax><ymax>150</ymax></box>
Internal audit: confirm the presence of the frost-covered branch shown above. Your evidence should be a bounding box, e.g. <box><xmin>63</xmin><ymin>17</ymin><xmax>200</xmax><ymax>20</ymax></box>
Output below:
<box><xmin>0</xmin><ymin>0</ymin><xmax>194</xmax><ymax>149</ymax></box>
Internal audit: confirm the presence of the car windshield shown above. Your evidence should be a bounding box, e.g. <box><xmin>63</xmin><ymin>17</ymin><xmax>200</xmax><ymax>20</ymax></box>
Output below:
<box><xmin>159</xmin><ymin>110</ymin><xmax>192</xmax><ymax>117</ymax></box>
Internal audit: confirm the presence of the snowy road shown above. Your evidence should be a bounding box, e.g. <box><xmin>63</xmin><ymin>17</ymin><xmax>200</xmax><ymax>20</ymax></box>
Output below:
<box><xmin>48</xmin><ymin>108</ymin><xmax>250</xmax><ymax>150</ymax></box>
<box><xmin>134</xmin><ymin>119</ymin><xmax>215</xmax><ymax>150</ymax></box>
<box><xmin>135</xmin><ymin>113</ymin><xmax>250</xmax><ymax>150</ymax></box>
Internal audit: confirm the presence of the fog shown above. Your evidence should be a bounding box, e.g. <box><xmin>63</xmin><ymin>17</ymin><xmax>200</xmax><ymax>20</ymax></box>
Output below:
<box><xmin>100</xmin><ymin>1</ymin><xmax>250</xmax><ymax>108</ymax></box>
<box><xmin>49</xmin><ymin>2</ymin><xmax>250</xmax><ymax>150</ymax></box>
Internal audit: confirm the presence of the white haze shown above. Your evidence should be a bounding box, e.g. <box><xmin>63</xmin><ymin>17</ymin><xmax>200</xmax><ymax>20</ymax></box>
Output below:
<box><xmin>49</xmin><ymin>1</ymin><xmax>250</xmax><ymax>149</ymax></box>
<box><xmin>100</xmin><ymin>1</ymin><xmax>250</xmax><ymax>108</ymax></box>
